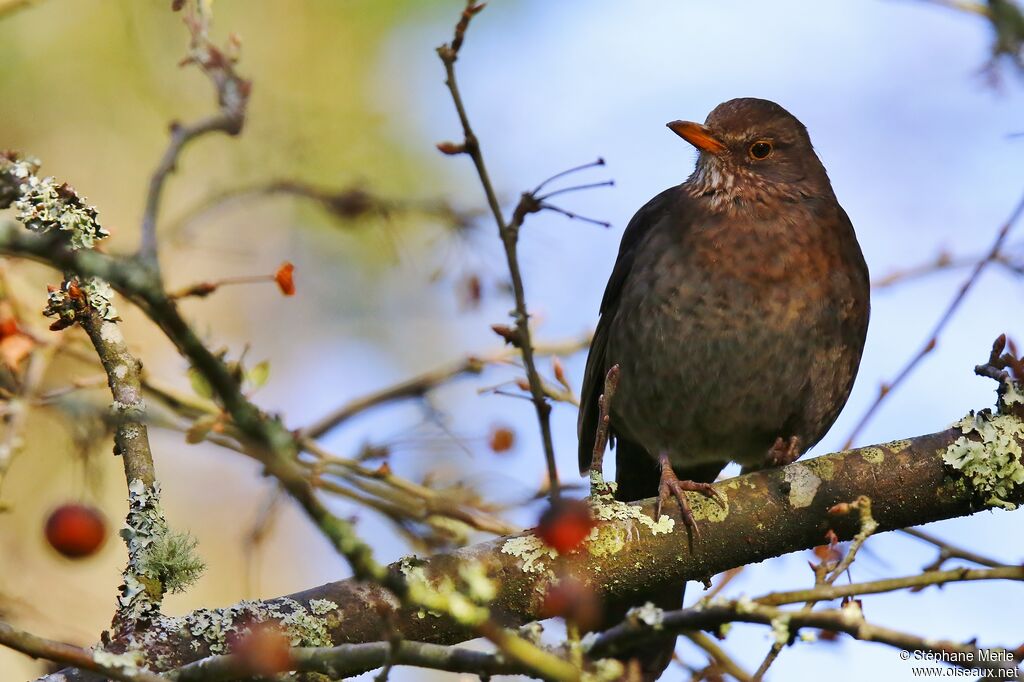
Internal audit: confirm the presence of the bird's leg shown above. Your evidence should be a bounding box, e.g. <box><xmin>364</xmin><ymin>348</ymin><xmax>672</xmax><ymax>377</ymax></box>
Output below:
<box><xmin>654</xmin><ymin>452</ymin><xmax>724</xmax><ymax>537</ymax></box>
<box><xmin>765</xmin><ymin>435</ymin><xmax>802</xmax><ymax>468</ymax></box>
<box><xmin>589</xmin><ymin>365</ymin><xmax>620</xmax><ymax>498</ymax></box>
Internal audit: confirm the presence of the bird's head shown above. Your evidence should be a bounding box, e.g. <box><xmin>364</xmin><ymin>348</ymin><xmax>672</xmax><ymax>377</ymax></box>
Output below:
<box><xmin>668</xmin><ymin>98</ymin><xmax>832</xmax><ymax>205</ymax></box>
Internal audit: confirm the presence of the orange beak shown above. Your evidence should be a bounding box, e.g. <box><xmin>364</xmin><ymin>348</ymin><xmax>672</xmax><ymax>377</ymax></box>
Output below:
<box><xmin>667</xmin><ymin>120</ymin><xmax>727</xmax><ymax>155</ymax></box>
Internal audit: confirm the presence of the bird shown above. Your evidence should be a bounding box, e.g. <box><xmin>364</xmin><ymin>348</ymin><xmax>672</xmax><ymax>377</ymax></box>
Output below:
<box><xmin>577</xmin><ymin>97</ymin><xmax>870</xmax><ymax>679</ymax></box>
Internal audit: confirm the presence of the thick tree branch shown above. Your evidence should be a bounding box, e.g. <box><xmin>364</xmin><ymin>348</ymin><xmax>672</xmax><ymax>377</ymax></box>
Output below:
<box><xmin>40</xmin><ymin>417</ymin><xmax>1024</xmax><ymax>679</ymax></box>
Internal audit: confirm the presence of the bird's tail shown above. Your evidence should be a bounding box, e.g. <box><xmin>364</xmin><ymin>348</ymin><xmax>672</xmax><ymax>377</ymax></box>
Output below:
<box><xmin>604</xmin><ymin>437</ymin><xmax>724</xmax><ymax>681</ymax></box>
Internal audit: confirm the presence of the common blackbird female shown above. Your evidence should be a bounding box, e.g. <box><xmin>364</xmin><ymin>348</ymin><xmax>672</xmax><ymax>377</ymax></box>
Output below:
<box><xmin>577</xmin><ymin>97</ymin><xmax>870</xmax><ymax>677</ymax></box>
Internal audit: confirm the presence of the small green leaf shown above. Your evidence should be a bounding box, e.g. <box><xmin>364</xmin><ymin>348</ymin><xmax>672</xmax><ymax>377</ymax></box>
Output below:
<box><xmin>188</xmin><ymin>367</ymin><xmax>214</xmax><ymax>400</ymax></box>
<box><xmin>246</xmin><ymin>360</ymin><xmax>271</xmax><ymax>390</ymax></box>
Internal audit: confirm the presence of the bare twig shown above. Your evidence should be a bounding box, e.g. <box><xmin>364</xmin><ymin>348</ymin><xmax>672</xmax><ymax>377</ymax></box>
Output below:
<box><xmin>684</xmin><ymin>631</ymin><xmax>753</xmax><ymax>682</ymax></box>
<box><xmin>753</xmin><ymin>565</ymin><xmax>1024</xmax><ymax>606</ymax></box>
<box><xmin>753</xmin><ymin>496</ymin><xmax>878</xmax><ymax>680</ymax></box>
<box><xmin>166</xmin><ymin>180</ymin><xmax>479</xmax><ymax>243</ymax></box>
<box><xmin>843</xmin><ymin>189</ymin><xmax>1024</xmax><ymax>448</ymax></box>
<box><xmin>437</xmin><ymin>3</ymin><xmax>612</xmax><ymax>502</ymax></box>
<box><xmin>302</xmin><ymin>333</ymin><xmax>590</xmax><ymax>440</ymax></box>
<box><xmin>901</xmin><ymin>527</ymin><xmax>1013</xmax><ymax>570</ymax></box>
<box><xmin>437</xmin><ymin>2</ymin><xmax>563</xmax><ymax>500</ymax></box>
<box><xmin>166</xmin><ymin>639</ymin><xmax>529</xmax><ymax>681</ymax></box>
<box><xmin>0</xmin><ymin>620</ymin><xmax>165</xmax><ymax>682</ymax></box>
<box><xmin>588</xmin><ymin>602</ymin><xmax>1022</xmax><ymax>679</ymax></box>
<box><xmin>138</xmin><ymin>1</ymin><xmax>251</xmax><ymax>268</ymax></box>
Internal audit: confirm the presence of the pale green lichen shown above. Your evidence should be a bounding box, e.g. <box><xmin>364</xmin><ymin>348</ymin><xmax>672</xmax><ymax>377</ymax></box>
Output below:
<box><xmin>589</xmin><ymin>490</ymin><xmax>678</xmax><ymax>533</ymax></box>
<box><xmin>118</xmin><ymin>480</ymin><xmax>204</xmax><ymax>623</ymax></box>
<box><xmin>1</xmin><ymin>155</ymin><xmax>109</xmax><ymax>248</ymax></box>
<box><xmin>860</xmin><ymin>447</ymin><xmax>885</xmax><ymax>464</ymax></box>
<box><xmin>1</xmin><ymin>156</ymin><xmax>109</xmax><ymax>249</ymax></box>
<box><xmin>136</xmin><ymin>529</ymin><xmax>205</xmax><ymax>594</ymax></box>
<box><xmin>627</xmin><ymin>602</ymin><xmax>664</xmax><ymax>629</ymax></box>
<box><xmin>585</xmin><ymin>524</ymin><xmax>626</xmax><ymax>558</ymax></box>
<box><xmin>1001</xmin><ymin>380</ymin><xmax>1024</xmax><ymax>407</ymax></box>
<box><xmin>500</xmin><ymin>534</ymin><xmax>559</xmax><ymax>574</ymax></box>
<box><xmin>771</xmin><ymin>614</ymin><xmax>792</xmax><ymax>645</ymax></box>
<box><xmin>884</xmin><ymin>438</ymin><xmax>912</xmax><ymax>454</ymax></box>
<box><xmin>0</xmin><ymin>155</ymin><xmax>120</xmax><ymax>329</ymax></box>
<box><xmin>308</xmin><ymin>598</ymin><xmax>338</xmax><ymax>616</ymax></box>
<box><xmin>804</xmin><ymin>455</ymin><xmax>835</xmax><ymax>481</ymax></box>
<box><xmin>943</xmin><ymin>410</ymin><xmax>1024</xmax><ymax>509</ymax></box>
<box><xmin>161</xmin><ymin>597</ymin><xmax>335</xmax><ymax>656</ymax></box>
<box><xmin>783</xmin><ymin>463</ymin><xmax>821</xmax><ymax>508</ymax></box>
<box><xmin>92</xmin><ymin>648</ymin><xmax>143</xmax><ymax>670</ymax></box>
<box><xmin>81</xmin><ymin>277</ymin><xmax>119</xmax><ymax>321</ymax></box>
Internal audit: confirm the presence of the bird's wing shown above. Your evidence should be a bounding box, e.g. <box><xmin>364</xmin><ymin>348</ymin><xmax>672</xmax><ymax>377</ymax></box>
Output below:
<box><xmin>577</xmin><ymin>185</ymin><xmax>680</xmax><ymax>474</ymax></box>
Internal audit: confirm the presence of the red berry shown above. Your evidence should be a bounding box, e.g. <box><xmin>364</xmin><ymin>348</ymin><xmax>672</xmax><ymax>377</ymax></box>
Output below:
<box><xmin>230</xmin><ymin>624</ymin><xmax>292</xmax><ymax>675</ymax></box>
<box><xmin>45</xmin><ymin>504</ymin><xmax>106</xmax><ymax>559</ymax></box>
<box><xmin>542</xmin><ymin>576</ymin><xmax>601</xmax><ymax>630</ymax></box>
<box><xmin>535</xmin><ymin>499</ymin><xmax>595</xmax><ymax>554</ymax></box>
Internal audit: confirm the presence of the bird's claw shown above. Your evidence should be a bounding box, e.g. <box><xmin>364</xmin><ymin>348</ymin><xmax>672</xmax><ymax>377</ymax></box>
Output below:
<box><xmin>766</xmin><ymin>435</ymin><xmax>802</xmax><ymax>468</ymax></box>
<box><xmin>655</xmin><ymin>456</ymin><xmax>723</xmax><ymax>539</ymax></box>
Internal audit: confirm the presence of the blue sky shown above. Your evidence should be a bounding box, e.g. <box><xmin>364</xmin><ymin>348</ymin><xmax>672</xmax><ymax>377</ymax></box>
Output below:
<box><xmin>285</xmin><ymin>2</ymin><xmax>1024</xmax><ymax>680</ymax></box>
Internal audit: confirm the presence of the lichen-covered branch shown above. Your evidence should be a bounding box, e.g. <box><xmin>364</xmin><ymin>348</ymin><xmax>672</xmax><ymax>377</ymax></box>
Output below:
<box><xmin>586</xmin><ymin>601</ymin><xmax>1021</xmax><ymax>678</ymax></box>
<box><xmin>0</xmin><ymin>168</ymin><xmax>573</xmax><ymax>681</ymax></box>
<box><xmin>40</xmin><ymin>413</ymin><xmax>1024</xmax><ymax>679</ymax></box>
<box><xmin>0</xmin><ymin>154</ymin><xmax>208</xmax><ymax>640</ymax></box>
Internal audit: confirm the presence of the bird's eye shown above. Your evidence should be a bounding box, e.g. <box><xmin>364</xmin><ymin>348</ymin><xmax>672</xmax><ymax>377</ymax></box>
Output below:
<box><xmin>749</xmin><ymin>141</ymin><xmax>773</xmax><ymax>160</ymax></box>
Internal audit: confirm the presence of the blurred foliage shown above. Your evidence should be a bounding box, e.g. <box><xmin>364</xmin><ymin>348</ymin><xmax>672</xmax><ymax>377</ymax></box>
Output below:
<box><xmin>0</xmin><ymin>1</ymin><xmax>468</xmax><ymax>679</ymax></box>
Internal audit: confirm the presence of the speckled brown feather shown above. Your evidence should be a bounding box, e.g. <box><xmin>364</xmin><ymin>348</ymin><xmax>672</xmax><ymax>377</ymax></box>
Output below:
<box><xmin>577</xmin><ymin>98</ymin><xmax>869</xmax><ymax>680</ymax></box>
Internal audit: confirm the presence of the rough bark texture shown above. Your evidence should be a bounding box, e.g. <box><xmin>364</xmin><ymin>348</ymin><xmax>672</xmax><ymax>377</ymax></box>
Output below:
<box><xmin>44</xmin><ymin>423</ymin><xmax>1024</xmax><ymax>679</ymax></box>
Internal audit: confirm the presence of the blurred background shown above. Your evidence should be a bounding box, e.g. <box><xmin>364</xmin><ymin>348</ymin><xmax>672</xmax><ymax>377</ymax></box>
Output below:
<box><xmin>0</xmin><ymin>0</ymin><xmax>1022</xmax><ymax>680</ymax></box>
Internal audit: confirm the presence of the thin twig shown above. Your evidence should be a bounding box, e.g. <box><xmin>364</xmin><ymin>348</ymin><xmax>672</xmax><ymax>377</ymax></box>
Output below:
<box><xmin>843</xmin><ymin>189</ymin><xmax>1024</xmax><ymax>448</ymax></box>
<box><xmin>437</xmin><ymin>2</ymin><xmax>562</xmax><ymax>500</ymax></box>
<box><xmin>138</xmin><ymin>2</ymin><xmax>251</xmax><ymax>268</ymax></box>
<box><xmin>588</xmin><ymin>602</ymin><xmax>1021</xmax><ymax>678</ymax></box>
<box><xmin>753</xmin><ymin>496</ymin><xmax>878</xmax><ymax>680</ymax></box>
<box><xmin>302</xmin><ymin>333</ymin><xmax>589</xmax><ymax>439</ymax></box>
<box><xmin>753</xmin><ymin>565</ymin><xmax>1024</xmax><ymax>606</ymax></box>
<box><xmin>685</xmin><ymin>631</ymin><xmax>753</xmax><ymax>682</ymax></box>
<box><xmin>901</xmin><ymin>527</ymin><xmax>1013</xmax><ymax>569</ymax></box>
<box><xmin>0</xmin><ymin>620</ymin><xmax>165</xmax><ymax>682</ymax></box>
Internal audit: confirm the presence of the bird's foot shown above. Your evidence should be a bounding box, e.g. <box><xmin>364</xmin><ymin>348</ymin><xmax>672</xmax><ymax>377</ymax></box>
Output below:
<box><xmin>654</xmin><ymin>453</ymin><xmax>724</xmax><ymax>538</ymax></box>
<box><xmin>765</xmin><ymin>435</ymin><xmax>802</xmax><ymax>468</ymax></box>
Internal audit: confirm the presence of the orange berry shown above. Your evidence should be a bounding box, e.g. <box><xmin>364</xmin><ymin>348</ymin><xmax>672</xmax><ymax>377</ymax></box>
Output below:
<box><xmin>488</xmin><ymin>425</ymin><xmax>515</xmax><ymax>453</ymax></box>
<box><xmin>274</xmin><ymin>262</ymin><xmax>296</xmax><ymax>296</ymax></box>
